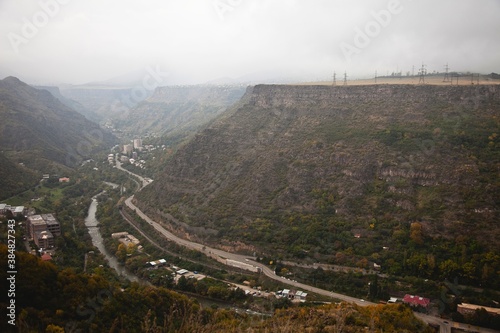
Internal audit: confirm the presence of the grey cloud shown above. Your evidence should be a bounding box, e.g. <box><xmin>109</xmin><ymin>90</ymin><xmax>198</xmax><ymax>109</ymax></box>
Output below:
<box><xmin>0</xmin><ymin>0</ymin><xmax>498</xmax><ymax>85</ymax></box>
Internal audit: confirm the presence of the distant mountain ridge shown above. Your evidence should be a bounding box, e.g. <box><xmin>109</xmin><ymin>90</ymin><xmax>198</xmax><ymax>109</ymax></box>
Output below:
<box><xmin>114</xmin><ymin>85</ymin><xmax>246</xmax><ymax>138</ymax></box>
<box><xmin>34</xmin><ymin>85</ymin><xmax>101</xmax><ymax>122</ymax></box>
<box><xmin>0</xmin><ymin>76</ymin><xmax>116</xmax><ymax>198</ymax></box>
<box><xmin>59</xmin><ymin>86</ymin><xmax>144</xmax><ymax>121</ymax></box>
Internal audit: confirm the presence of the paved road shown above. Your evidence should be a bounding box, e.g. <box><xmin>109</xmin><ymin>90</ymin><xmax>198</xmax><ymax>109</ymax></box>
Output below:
<box><xmin>125</xmin><ymin>194</ymin><xmax>372</xmax><ymax>308</ymax></box>
<box><xmin>116</xmin><ymin>161</ymin><xmax>151</xmax><ymax>189</ymax></box>
<box><xmin>116</xmin><ymin>161</ymin><xmax>500</xmax><ymax>333</ymax></box>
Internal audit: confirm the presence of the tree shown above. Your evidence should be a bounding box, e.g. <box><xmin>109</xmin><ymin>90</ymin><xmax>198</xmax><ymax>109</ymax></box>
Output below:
<box><xmin>406</xmin><ymin>253</ymin><xmax>428</xmax><ymax>277</ymax></box>
<box><xmin>410</xmin><ymin>222</ymin><xmax>424</xmax><ymax>245</ymax></box>
<box><xmin>177</xmin><ymin>275</ymin><xmax>188</xmax><ymax>291</ymax></box>
<box><xmin>426</xmin><ymin>254</ymin><xmax>436</xmax><ymax>277</ymax></box>
<box><xmin>45</xmin><ymin>324</ymin><xmax>65</xmax><ymax>333</ymax></box>
<box><xmin>461</xmin><ymin>262</ymin><xmax>477</xmax><ymax>283</ymax></box>
<box><xmin>368</xmin><ymin>275</ymin><xmax>379</xmax><ymax>299</ymax></box>
<box><xmin>439</xmin><ymin>259</ymin><xmax>460</xmax><ymax>280</ymax></box>
<box><xmin>356</xmin><ymin>258</ymin><xmax>369</xmax><ymax>269</ymax></box>
<box><xmin>115</xmin><ymin>243</ymin><xmax>127</xmax><ymax>262</ymax></box>
<box><xmin>207</xmin><ymin>286</ymin><xmax>228</xmax><ymax>300</ymax></box>
<box><xmin>126</xmin><ymin>243</ymin><xmax>136</xmax><ymax>255</ymax></box>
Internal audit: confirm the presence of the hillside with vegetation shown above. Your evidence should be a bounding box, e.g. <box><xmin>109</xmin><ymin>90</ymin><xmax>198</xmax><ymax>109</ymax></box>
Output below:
<box><xmin>0</xmin><ymin>245</ymin><xmax>433</xmax><ymax>333</ymax></box>
<box><xmin>35</xmin><ymin>85</ymin><xmax>101</xmax><ymax>123</ymax></box>
<box><xmin>137</xmin><ymin>84</ymin><xmax>500</xmax><ymax>288</ymax></box>
<box><xmin>0</xmin><ymin>77</ymin><xmax>116</xmax><ymax>198</ymax></box>
<box><xmin>113</xmin><ymin>85</ymin><xmax>246</xmax><ymax>139</ymax></box>
<box><xmin>0</xmin><ymin>152</ymin><xmax>39</xmax><ymax>200</ymax></box>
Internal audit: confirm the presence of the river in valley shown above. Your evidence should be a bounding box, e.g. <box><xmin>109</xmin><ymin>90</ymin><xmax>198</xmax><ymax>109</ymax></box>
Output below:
<box><xmin>84</xmin><ymin>193</ymin><xmax>139</xmax><ymax>282</ymax></box>
<box><xmin>83</xmin><ymin>191</ymin><xmax>240</xmax><ymax>310</ymax></box>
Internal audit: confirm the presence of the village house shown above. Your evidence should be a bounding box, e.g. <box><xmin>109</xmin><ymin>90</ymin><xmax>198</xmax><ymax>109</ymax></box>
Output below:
<box><xmin>0</xmin><ymin>204</ymin><xmax>27</xmax><ymax>217</ymax></box>
<box><xmin>402</xmin><ymin>294</ymin><xmax>430</xmax><ymax>310</ymax></box>
<box><xmin>279</xmin><ymin>289</ymin><xmax>307</xmax><ymax>302</ymax></box>
<box><xmin>112</xmin><ymin>231</ymin><xmax>141</xmax><ymax>249</ymax></box>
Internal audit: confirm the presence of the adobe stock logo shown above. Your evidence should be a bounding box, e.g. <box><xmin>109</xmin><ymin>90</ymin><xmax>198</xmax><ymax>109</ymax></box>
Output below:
<box><xmin>339</xmin><ymin>0</ymin><xmax>404</xmax><ymax>62</ymax></box>
<box><xmin>7</xmin><ymin>0</ymin><xmax>71</xmax><ymax>54</ymax></box>
<box><xmin>213</xmin><ymin>0</ymin><xmax>243</xmax><ymax>21</ymax></box>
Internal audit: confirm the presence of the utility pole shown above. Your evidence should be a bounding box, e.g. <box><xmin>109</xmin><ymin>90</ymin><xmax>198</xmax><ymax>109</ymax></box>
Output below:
<box><xmin>332</xmin><ymin>71</ymin><xmax>336</xmax><ymax>86</ymax></box>
<box><xmin>443</xmin><ymin>63</ymin><xmax>450</xmax><ymax>82</ymax></box>
<box><xmin>418</xmin><ymin>62</ymin><xmax>426</xmax><ymax>85</ymax></box>
<box><xmin>374</xmin><ymin>70</ymin><xmax>377</xmax><ymax>84</ymax></box>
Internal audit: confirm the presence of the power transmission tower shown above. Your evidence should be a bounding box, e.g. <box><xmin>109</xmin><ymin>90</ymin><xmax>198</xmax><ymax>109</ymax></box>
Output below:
<box><xmin>332</xmin><ymin>71</ymin><xmax>336</xmax><ymax>86</ymax></box>
<box><xmin>374</xmin><ymin>70</ymin><xmax>377</xmax><ymax>84</ymax></box>
<box><xmin>443</xmin><ymin>63</ymin><xmax>450</xmax><ymax>82</ymax></box>
<box><xmin>418</xmin><ymin>63</ymin><xmax>426</xmax><ymax>85</ymax></box>
<box><xmin>343</xmin><ymin>71</ymin><xmax>348</xmax><ymax>86</ymax></box>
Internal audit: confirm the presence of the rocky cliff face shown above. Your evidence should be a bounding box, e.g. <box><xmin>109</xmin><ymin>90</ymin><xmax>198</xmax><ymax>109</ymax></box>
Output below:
<box><xmin>137</xmin><ymin>84</ymin><xmax>500</xmax><ymax>255</ymax></box>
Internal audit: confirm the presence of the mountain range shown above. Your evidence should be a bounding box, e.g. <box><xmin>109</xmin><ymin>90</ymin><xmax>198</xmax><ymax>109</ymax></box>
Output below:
<box><xmin>113</xmin><ymin>85</ymin><xmax>246</xmax><ymax>139</ymax></box>
<box><xmin>34</xmin><ymin>85</ymin><xmax>101</xmax><ymax>123</ymax></box>
<box><xmin>0</xmin><ymin>76</ymin><xmax>116</xmax><ymax>199</ymax></box>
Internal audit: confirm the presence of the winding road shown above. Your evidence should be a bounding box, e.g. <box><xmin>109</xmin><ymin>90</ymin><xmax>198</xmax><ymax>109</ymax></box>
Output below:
<box><xmin>115</xmin><ymin>160</ymin><xmax>499</xmax><ymax>333</ymax></box>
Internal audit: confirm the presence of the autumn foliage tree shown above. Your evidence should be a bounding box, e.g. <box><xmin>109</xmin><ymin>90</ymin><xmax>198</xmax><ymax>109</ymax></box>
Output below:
<box><xmin>410</xmin><ymin>222</ymin><xmax>424</xmax><ymax>245</ymax></box>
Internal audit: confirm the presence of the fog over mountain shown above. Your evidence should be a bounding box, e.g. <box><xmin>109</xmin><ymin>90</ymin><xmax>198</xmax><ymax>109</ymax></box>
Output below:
<box><xmin>1</xmin><ymin>0</ymin><xmax>499</xmax><ymax>85</ymax></box>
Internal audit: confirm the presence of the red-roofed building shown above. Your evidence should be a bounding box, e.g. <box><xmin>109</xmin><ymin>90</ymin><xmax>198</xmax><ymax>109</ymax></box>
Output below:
<box><xmin>41</xmin><ymin>253</ymin><xmax>52</xmax><ymax>261</ymax></box>
<box><xmin>403</xmin><ymin>294</ymin><xmax>430</xmax><ymax>308</ymax></box>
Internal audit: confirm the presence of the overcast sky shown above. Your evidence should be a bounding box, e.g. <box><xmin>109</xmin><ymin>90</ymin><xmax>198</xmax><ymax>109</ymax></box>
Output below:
<box><xmin>1</xmin><ymin>0</ymin><xmax>499</xmax><ymax>85</ymax></box>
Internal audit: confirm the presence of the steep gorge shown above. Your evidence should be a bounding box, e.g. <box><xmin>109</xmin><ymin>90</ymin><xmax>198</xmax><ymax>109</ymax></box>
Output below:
<box><xmin>114</xmin><ymin>85</ymin><xmax>246</xmax><ymax>138</ymax></box>
<box><xmin>137</xmin><ymin>84</ymin><xmax>500</xmax><ymax>262</ymax></box>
